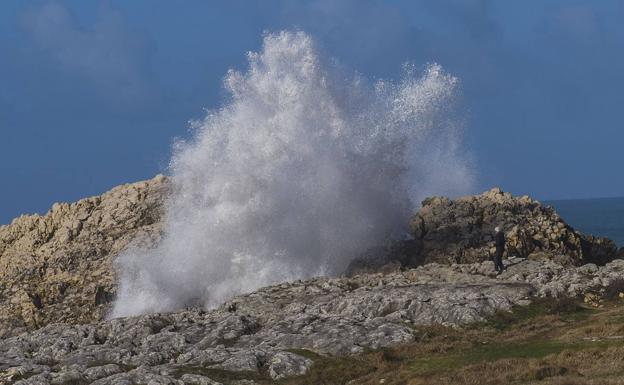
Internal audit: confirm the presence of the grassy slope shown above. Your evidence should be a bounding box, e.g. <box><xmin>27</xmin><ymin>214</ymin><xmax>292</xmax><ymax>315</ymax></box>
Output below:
<box><xmin>282</xmin><ymin>297</ymin><xmax>624</xmax><ymax>385</ymax></box>
<box><xmin>179</xmin><ymin>297</ymin><xmax>624</xmax><ymax>385</ymax></box>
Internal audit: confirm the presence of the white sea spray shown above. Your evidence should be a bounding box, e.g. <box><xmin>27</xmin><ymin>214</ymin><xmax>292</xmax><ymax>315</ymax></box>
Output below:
<box><xmin>111</xmin><ymin>31</ymin><xmax>473</xmax><ymax>318</ymax></box>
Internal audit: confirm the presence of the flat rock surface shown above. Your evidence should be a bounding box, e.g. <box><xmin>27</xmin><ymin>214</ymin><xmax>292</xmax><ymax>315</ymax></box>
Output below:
<box><xmin>2</xmin><ymin>256</ymin><xmax>624</xmax><ymax>384</ymax></box>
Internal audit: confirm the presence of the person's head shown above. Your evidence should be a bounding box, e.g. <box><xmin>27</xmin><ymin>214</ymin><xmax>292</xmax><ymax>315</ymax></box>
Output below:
<box><xmin>494</xmin><ymin>226</ymin><xmax>501</xmax><ymax>233</ymax></box>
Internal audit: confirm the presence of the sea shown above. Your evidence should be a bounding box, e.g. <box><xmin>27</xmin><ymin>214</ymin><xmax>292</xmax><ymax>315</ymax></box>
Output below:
<box><xmin>545</xmin><ymin>197</ymin><xmax>624</xmax><ymax>248</ymax></box>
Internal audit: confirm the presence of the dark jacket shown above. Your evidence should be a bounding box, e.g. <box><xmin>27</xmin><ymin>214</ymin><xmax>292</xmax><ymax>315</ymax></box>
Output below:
<box><xmin>495</xmin><ymin>231</ymin><xmax>505</xmax><ymax>252</ymax></box>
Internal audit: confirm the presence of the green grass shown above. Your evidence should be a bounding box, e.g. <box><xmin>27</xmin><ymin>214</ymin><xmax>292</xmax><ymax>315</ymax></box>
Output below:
<box><xmin>481</xmin><ymin>296</ymin><xmax>591</xmax><ymax>331</ymax></box>
<box><xmin>277</xmin><ymin>298</ymin><xmax>624</xmax><ymax>385</ymax></box>
<box><xmin>279</xmin><ymin>353</ymin><xmax>377</xmax><ymax>385</ymax></box>
<box><xmin>409</xmin><ymin>339</ymin><xmax>615</xmax><ymax>375</ymax></box>
<box><xmin>171</xmin><ymin>297</ymin><xmax>624</xmax><ymax>385</ymax></box>
<box><xmin>172</xmin><ymin>365</ymin><xmax>269</xmax><ymax>383</ymax></box>
<box><xmin>407</xmin><ymin>340</ymin><xmax>565</xmax><ymax>375</ymax></box>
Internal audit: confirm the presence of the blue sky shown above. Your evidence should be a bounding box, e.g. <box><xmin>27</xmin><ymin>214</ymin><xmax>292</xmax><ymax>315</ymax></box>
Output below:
<box><xmin>1</xmin><ymin>0</ymin><xmax>623</xmax><ymax>223</ymax></box>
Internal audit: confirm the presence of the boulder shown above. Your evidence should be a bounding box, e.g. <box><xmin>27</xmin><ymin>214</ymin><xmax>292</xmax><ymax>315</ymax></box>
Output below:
<box><xmin>268</xmin><ymin>352</ymin><xmax>312</xmax><ymax>379</ymax></box>
<box><xmin>409</xmin><ymin>188</ymin><xmax>617</xmax><ymax>266</ymax></box>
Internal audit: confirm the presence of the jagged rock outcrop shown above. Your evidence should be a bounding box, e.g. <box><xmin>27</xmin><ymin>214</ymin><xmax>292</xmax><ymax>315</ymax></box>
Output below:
<box><xmin>409</xmin><ymin>187</ymin><xmax>618</xmax><ymax>267</ymax></box>
<box><xmin>1</xmin><ymin>177</ymin><xmax>623</xmax><ymax>383</ymax></box>
<box><xmin>0</xmin><ymin>175</ymin><xmax>168</xmax><ymax>338</ymax></box>
<box><xmin>1</xmin><ymin>182</ymin><xmax>620</xmax><ymax>339</ymax></box>
<box><xmin>2</xmin><ymin>256</ymin><xmax>624</xmax><ymax>384</ymax></box>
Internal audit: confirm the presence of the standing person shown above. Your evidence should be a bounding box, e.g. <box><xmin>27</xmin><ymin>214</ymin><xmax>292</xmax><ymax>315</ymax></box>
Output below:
<box><xmin>494</xmin><ymin>226</ymin><xmax>505</xmax><ymax>273</ymax></box>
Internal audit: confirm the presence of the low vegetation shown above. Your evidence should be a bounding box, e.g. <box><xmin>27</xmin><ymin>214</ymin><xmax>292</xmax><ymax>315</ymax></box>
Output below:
<box><xmin>279</xmin><ymin>296</ymin><xmax>624</xmax><ymax>385</ymax></box>
<box><xmin>200</xmin><ymin>296</ymin><xmax>624</xmax><ymax>385</ymax></box>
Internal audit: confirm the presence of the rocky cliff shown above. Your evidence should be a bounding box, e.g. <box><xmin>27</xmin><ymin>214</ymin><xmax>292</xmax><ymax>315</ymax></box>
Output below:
<box><xmin>0</xmin><ymin>175</ymin><xmax>168</xmax><ymax>338</ymax></box>
<box><xmin>1</xmin><ymin>181</ymin><xmax>621</xmax><ymax>339</ymax></box>
<box><xmin>409</xmin><ymin>188</ymin><xmax>618</xmax><ymax>266</ymax></box>
<box><xmin>1</xmin><ymin>179</ymin><xmax>624</xmax><ymax>384</ymax></box>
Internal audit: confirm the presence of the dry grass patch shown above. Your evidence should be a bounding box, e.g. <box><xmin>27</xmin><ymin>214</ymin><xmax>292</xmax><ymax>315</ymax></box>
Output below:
<box><xmin>280</xmin><ymin>298</ymin><xmax>624</xmax><ymax>385</ymax></box>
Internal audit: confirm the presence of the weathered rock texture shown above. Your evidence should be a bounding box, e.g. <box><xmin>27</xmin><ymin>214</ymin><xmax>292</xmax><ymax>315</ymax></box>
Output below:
<box><xmin>1</xmin><ymin>182</ymin><xmax>620</xmax><ymax>340</ymax></box>
<box><xmin>409</xmin><ymin>188</ymin><xmax>618</xmax><ymax>266</ymax></box>
<box><xmin>2</xmin><ymin>256</ymin><xmax>624</xmax><ymax>384</ymax></box>
<box><xmin>1</xmin><ymin>177</ymin><xmax>624</xmax><ymax>383</ymax></box>
<box><xmin>0</xmin><ymin>175</ymin><xmax>168</xmax><ymax>338</ymax></box>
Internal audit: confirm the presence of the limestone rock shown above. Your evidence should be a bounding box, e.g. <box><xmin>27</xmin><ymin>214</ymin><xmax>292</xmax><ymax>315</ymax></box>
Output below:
<box><xmin>2</xmin><ymin>255</ymin><xmax>624</xmax><ymax>383</ymax></box>
<box><xmin>0</xmin><ymin>266</ymin><xmax>536</xmax><ymax>383</ymax></box>
<box><xmin>179</xmin><ymin>374</ymin><xmax>223</xmax><ymax>385</ymax></box>
<box><xmin>408</xmin><ymin>187</ymin><xmax>617</xmax><ymax>266</ymax></box>
<box><xmin>1</xmin><ymin>178</ymin><xmax>622</xmax><ymax>383</ymax></box>
<box><xmin>267</xmin><ymin>352</ymin><xmax>312</xmax><ymax>379</ymax></box>
<box><xmin>2</xmin><ymin>180</ymin><xmax>618</xmax><ymax>339</ymax></box>
<box><xmin>0</xmin><ymin>175</ymin><xmax>168</xmax><ymax>338</ymax></box>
